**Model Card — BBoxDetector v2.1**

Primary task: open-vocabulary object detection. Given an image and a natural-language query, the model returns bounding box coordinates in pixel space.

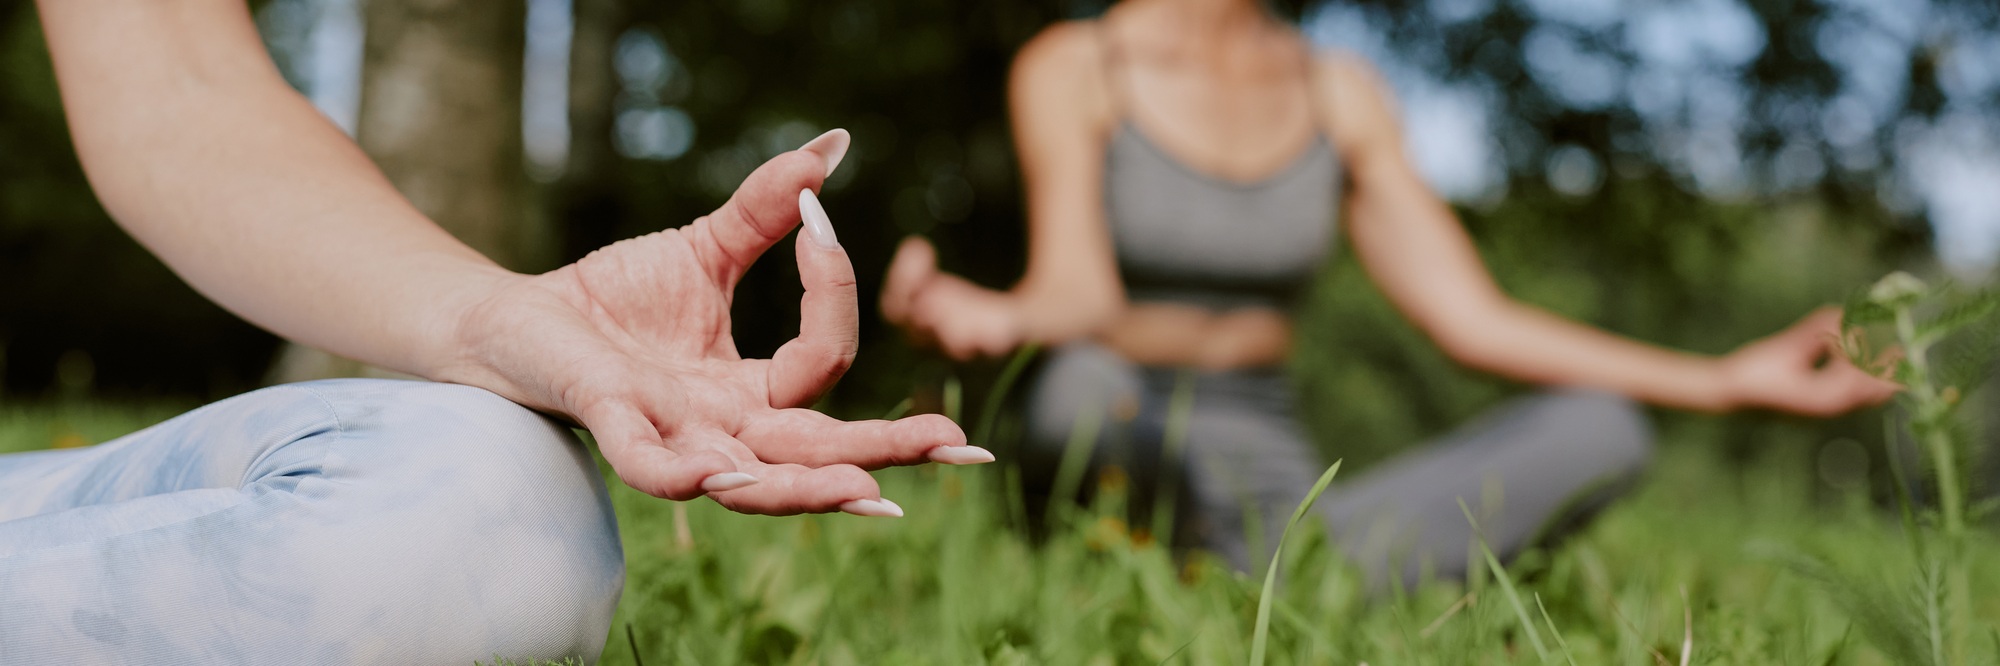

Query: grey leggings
[1022,343,1652,588]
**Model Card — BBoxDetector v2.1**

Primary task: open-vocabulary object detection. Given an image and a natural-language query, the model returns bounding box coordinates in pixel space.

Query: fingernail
[799,189,839,249]
[700,472,759,492]
[927,445,996,465]
[799,128,850,177]
[839,498,903,518]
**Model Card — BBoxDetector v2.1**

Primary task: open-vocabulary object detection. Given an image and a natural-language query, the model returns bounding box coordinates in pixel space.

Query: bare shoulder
[1308,49,1402,151]
[1013,21,1105,86]
[1010,21,1115,128]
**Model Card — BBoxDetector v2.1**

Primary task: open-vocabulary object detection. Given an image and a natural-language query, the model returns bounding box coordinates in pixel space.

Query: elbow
[1432,325,1502,371]
[1422,303,1516,373]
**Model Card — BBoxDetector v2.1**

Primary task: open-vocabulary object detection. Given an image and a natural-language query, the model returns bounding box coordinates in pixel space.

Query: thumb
[692,130,849,289]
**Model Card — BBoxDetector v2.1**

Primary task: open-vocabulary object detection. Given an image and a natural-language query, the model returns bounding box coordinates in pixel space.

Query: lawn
[7,397,1995,665]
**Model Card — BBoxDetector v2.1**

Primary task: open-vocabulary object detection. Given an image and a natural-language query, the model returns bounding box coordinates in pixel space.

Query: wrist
[1700,355,1746,413]
[419,260,530,386]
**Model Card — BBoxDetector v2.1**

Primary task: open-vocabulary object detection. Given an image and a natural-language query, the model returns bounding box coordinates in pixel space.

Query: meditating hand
[438,131,989,517]
[880,236,1030,361]
[1716,307,1900,416]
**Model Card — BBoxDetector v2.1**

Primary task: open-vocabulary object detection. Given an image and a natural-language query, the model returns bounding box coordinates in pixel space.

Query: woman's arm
[1318,54,1892,415]
[881,22,1126,359]
[38,0,976,514]
[38,0,500,379]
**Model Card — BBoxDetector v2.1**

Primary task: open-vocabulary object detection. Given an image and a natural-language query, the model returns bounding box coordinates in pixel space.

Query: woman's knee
[1023,343,1145,448]
[292,380,625,661]
[1526,388,1654,477]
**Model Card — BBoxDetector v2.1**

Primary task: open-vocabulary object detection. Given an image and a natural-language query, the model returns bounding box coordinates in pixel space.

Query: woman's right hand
[881,237,1027,361]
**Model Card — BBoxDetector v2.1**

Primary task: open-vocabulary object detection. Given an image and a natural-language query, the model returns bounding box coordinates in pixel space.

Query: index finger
[690,130,849,289]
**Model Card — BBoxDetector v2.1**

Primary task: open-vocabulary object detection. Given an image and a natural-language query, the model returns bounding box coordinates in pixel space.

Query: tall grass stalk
[1150,369,1197,546]
[1249,460,1340,666]
[971,345,1039,447]
[1459,497,1550,661]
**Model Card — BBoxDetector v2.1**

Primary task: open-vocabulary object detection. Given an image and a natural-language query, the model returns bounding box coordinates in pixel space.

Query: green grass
[9,401,1996,664]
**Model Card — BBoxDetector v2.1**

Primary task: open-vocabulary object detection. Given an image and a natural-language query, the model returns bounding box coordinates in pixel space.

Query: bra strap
[1297,41,1327,134]
[1095,21,1131,121]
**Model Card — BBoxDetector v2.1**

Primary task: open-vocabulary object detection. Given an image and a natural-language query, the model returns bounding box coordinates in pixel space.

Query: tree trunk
[554,0,626,261]
[269,0,529,383]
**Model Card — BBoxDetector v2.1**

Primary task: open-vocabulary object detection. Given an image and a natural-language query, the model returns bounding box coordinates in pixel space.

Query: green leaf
[1914,288,2000,346]
[1842,291,1897,328]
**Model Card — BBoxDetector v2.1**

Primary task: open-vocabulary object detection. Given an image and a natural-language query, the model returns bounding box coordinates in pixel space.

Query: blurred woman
[881,0,1892,585]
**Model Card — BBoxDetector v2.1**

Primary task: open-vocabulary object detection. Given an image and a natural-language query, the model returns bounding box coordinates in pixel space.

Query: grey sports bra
[1100,28,1342,311]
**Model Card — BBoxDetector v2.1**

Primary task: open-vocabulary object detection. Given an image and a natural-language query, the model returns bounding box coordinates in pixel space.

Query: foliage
[1830,272,2000,665]
[11,384,2000,664]
[590,425,1998,665]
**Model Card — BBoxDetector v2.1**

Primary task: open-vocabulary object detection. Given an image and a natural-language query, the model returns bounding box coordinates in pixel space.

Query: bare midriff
[1094,301,1291,370]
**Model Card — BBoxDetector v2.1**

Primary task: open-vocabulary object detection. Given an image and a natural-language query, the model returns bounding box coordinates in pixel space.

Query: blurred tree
[268,0,544,382]
[551,0,628,267]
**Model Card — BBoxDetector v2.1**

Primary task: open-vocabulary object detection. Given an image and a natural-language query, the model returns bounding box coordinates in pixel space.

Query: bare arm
[881,22,1125,359]
[38,0,502,378]
[1319,54,1891,415]
[38,0,975,514]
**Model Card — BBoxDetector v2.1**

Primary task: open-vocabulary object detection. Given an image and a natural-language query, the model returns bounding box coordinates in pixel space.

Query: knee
[297,380,625,661]
[1536,388,1654,476]
[1024,343,1145,449]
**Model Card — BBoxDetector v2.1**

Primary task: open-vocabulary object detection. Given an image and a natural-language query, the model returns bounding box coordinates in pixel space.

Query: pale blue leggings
[0,380,624,664]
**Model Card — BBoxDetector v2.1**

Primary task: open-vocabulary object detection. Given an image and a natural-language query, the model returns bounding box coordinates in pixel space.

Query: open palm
[443,133,982,516]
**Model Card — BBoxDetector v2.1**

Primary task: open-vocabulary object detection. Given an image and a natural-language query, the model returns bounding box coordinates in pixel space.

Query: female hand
[1719,308,1900,416]
[880,236,1026,361]
[439,132,991,517]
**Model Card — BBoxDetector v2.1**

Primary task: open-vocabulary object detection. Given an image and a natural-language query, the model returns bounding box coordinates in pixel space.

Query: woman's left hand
[1718,307,1900,416]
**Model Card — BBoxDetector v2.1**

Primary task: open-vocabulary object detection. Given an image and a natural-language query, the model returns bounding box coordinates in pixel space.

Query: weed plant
[1832,272,2000,666]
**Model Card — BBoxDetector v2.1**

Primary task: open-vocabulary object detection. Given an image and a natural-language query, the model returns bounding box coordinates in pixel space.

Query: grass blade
[1045,404,1105,525]
[1150,369,1198,545]
[1536,592,1580,666]
[880,397,914,421]
[1459,497,1550,662]
[972,344,1039,447]
[942,375,963,424]
[1680,585,1693,666]
[1249,460,1341,666]
[625,622,645,666]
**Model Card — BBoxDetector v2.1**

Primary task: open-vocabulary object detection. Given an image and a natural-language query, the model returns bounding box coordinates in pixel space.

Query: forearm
[1441,301,1732,411]
[38,0,513,378]
[1007,278,1121,345]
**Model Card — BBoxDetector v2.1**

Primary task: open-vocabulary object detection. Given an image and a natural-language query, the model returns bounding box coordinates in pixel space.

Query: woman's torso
[1089,16,1343,369]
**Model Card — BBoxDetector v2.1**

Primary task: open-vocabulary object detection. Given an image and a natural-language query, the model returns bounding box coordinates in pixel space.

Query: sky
[267,0,2000,273]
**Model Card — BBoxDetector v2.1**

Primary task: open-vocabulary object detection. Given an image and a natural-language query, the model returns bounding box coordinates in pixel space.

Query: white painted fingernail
[799,189,839,249]
[839,498,903,517]
[928,445,996,465]
[700,472,759,492]
[799,128,850,177]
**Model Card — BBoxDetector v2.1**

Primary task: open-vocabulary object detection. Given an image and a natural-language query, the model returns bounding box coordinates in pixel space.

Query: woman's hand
[1718,308,1900,416]
[880,237,1027,361]
[438,133,990,517]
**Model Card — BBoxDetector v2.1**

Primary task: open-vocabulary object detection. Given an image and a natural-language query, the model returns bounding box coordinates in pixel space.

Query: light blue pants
[0,380,624,664]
